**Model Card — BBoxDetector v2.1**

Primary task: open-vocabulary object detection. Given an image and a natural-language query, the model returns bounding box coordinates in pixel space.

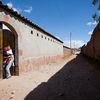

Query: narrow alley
[25,54,100,100]
[0,1,100,100]
[0,54,100,100]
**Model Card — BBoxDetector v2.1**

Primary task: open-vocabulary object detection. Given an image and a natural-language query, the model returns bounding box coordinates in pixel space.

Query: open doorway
[3,29,15,77]
[0,22,19,79]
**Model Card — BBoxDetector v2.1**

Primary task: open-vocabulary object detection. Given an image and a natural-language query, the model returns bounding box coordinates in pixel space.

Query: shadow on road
[24,54,100,100]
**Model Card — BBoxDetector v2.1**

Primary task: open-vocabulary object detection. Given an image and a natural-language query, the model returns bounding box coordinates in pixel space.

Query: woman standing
[3,45,14,78]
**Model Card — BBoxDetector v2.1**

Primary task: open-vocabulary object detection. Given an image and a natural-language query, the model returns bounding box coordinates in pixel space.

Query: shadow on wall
[24,54,100,100]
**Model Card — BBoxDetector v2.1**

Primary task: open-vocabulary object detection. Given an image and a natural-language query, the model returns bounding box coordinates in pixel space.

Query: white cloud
[64,40,86,48]
[7,2,13,8]
[56,36,61,39]
[7,2,20,13]
[24,6,32,13]
[88,30,93,35]
[86,21,97,26]
[7,2,32,14]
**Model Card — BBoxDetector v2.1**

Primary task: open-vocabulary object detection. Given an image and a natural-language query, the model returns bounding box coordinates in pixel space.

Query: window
[37,33,39,36]
[31,30,33,34]
[41,35,43,38]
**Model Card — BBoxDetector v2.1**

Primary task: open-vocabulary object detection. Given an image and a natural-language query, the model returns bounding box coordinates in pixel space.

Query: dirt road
[0,55,75,100]
[0,54,100,100]
[25,54,100,100]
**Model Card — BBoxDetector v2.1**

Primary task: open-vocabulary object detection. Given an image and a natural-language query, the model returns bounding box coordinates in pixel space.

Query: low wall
[63,46,72,57]
[19,55,63,74]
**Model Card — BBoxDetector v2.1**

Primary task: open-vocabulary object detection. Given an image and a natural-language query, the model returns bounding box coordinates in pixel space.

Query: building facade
[0,2,63,79]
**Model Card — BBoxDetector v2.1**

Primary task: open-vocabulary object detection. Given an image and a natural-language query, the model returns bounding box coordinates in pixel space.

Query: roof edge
[0,1,63,43]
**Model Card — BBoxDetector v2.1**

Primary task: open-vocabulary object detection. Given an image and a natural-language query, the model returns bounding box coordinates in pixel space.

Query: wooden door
[0,23,3,79]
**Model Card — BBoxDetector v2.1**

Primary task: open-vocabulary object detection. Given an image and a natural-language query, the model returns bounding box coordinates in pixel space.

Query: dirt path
[24,54,100,100]
[0,55,75,100]
[1,54,100,100]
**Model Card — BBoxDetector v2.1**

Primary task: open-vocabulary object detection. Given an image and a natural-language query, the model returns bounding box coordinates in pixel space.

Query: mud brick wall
[63,46,72,57]
[81,22,100,61]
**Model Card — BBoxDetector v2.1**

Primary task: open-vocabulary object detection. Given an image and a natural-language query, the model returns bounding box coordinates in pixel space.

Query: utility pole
[74,41,75,54]
[70,32,72,54]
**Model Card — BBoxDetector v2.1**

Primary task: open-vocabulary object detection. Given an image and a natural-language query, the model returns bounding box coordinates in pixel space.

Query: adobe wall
[0,8,63,74]
[63,46,72,57]
[81,22,100,61]
[85,41,94,58]
[93,23,100,59]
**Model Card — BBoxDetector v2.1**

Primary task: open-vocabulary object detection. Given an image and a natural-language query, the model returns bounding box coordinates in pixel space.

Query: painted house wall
[18,22,63,73]
[0,9,63,74]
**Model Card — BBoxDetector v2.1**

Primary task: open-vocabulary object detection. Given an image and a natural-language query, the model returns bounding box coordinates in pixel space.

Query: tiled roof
[0,1,63,43]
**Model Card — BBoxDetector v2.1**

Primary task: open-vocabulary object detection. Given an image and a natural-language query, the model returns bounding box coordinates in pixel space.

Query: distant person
[3,45,14,78]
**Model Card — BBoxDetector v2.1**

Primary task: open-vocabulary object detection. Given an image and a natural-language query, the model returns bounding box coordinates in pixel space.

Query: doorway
[0,22,19,79]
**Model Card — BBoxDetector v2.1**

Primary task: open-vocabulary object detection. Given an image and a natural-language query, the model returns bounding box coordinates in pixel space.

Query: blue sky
[2,0,97,48]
